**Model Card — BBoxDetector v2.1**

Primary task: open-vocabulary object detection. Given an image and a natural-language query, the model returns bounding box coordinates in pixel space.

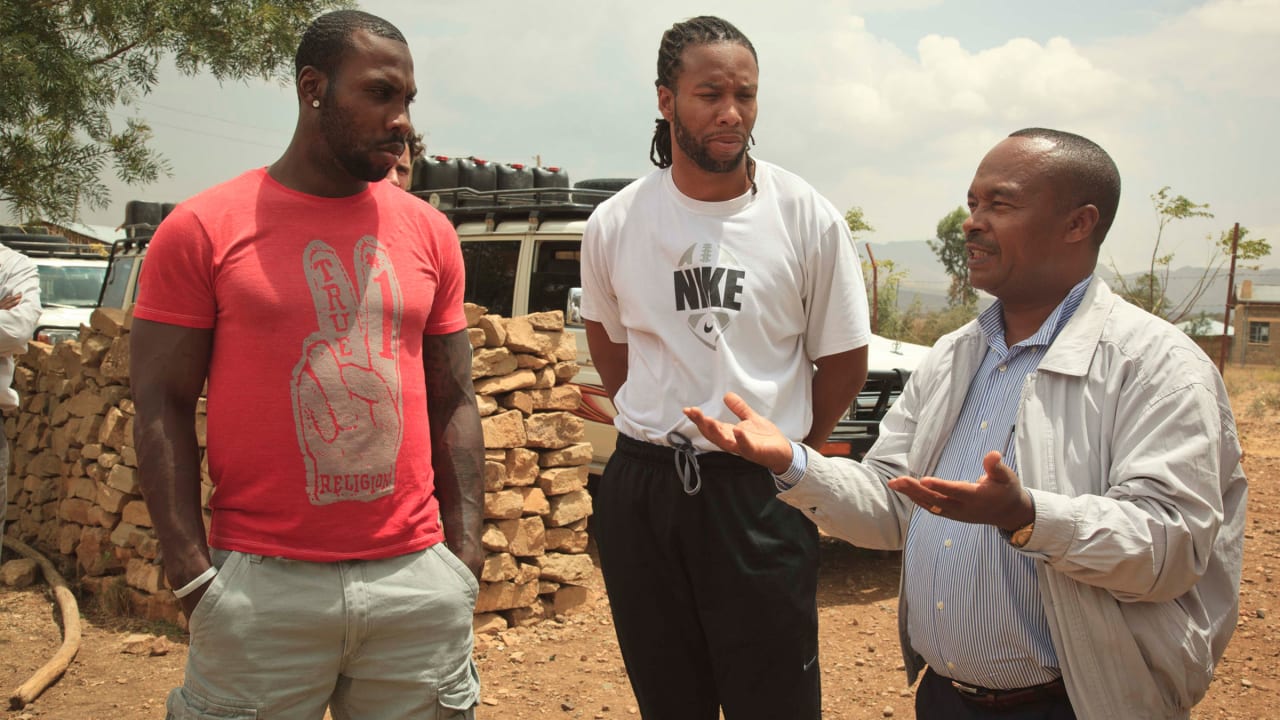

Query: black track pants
[594,434,821,720]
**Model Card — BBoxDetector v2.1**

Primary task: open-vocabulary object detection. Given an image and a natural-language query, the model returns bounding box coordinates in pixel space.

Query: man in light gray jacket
[0,243,41,557]
[686,128,1246,720]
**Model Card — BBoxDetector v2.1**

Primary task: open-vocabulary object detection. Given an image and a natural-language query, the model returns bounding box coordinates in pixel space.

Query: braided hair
[650,16,758,172]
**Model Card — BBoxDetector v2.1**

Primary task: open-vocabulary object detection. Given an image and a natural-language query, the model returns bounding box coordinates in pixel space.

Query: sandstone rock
[520,487,550,516]
[121,500,152,528]
[481,552,519,583]
[481,521,515,553]
[80,334,113,368]
[483,461,507,492]
[499,391,533,416]
[538,466,590,497]
[507,600,549,627]
[481,410,526,449]
[77,526,122,576]
[536,553,596,584]
[538,443,593,468]
[478,315,507,347]
[553,331,578,362]
[504,318,553,355]
[467,327,486,348]
[545,528,590,554]
[503,448,540,487]
[90,307,127,337]
[99,336,132,380]
[472,347,518,379]
[552,361,580,382]
[97,481,133,514]
[110,521,138,549]
[463,303,487,327]
[546,489,593,527]
[510,517,546,557]
[125,557,165,594]
[514,354,550,370]
[475,580,539,613]
[473,612,508,636]
[105,463,139,495]
[1,558,38,588]
[476,394,498,416]
[528,386,582,412]
[531,366,556,390]
[58,524,81,555]
[121,632,175,656]
[483,489,524,520]
[98,406,130,449]
[553,584,591,615]
[525,311,565,331]
[474,369,537,396]
[59,498,93,525]
[524,412,584,450]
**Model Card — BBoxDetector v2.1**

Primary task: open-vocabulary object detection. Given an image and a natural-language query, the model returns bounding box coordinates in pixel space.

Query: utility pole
[865,243,879,334]
[1217,222,1241,373]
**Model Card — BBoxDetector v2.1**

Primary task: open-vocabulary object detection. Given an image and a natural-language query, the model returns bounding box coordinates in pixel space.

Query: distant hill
[862,239,1279,318]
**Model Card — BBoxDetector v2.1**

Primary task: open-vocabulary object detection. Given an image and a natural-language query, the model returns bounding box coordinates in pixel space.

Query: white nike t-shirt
[580,160,871,452]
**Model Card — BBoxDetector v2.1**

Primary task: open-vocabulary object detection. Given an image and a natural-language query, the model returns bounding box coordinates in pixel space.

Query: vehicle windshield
[37,265,107,308]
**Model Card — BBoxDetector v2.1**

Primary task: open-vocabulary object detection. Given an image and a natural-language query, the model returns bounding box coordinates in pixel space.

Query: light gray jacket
[0,246,41,410]
[780,278,1246,720]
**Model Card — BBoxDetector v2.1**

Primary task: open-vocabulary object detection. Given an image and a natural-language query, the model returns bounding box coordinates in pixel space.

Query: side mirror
[566,287,583,325]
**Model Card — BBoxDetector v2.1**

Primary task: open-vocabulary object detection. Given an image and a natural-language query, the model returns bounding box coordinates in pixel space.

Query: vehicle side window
[99,256,138,310]
[461,240,520,317]
[528,240,581,315]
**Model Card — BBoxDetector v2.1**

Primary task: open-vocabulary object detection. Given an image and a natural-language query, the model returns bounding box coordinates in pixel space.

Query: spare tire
[573,178,634,206]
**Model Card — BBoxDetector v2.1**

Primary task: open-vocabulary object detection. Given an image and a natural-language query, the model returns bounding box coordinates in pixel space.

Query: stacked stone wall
[2,305,594,634]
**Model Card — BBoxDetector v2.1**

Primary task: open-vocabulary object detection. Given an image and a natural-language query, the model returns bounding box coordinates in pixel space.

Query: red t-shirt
[133,168,467,561]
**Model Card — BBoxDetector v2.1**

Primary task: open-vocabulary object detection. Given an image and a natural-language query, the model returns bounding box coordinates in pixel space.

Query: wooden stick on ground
[2,536,83,710]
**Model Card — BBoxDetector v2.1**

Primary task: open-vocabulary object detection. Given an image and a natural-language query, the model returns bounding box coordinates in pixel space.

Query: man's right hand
[684,392,794,474]
[0,293,21,310]
[171,563,215,619]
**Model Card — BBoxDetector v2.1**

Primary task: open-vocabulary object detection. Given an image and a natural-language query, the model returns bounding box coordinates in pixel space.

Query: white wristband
[173,566,218,599]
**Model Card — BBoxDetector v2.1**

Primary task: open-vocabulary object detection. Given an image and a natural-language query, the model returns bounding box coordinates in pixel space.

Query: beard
[318,93,403,183]
[672,103,748,174]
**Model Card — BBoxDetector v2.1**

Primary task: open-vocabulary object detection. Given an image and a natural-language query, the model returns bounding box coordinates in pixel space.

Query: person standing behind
[131,10,484,719]
[0,245,40,559]
[387,128,424,190]
[580,15,871,720]
[686,128,1247,719]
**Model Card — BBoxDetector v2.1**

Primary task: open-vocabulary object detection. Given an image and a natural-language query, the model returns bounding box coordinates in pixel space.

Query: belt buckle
[950,680,984,697]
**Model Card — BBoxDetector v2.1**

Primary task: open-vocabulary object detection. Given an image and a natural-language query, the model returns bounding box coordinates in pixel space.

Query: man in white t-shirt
[580,15,871,720]
[0,244,40,559]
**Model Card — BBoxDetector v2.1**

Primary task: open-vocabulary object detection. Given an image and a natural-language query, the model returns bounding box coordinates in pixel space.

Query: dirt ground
[3,365,1279,720]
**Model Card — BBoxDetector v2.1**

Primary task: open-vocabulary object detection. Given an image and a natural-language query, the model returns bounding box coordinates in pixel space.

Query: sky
[40,0,1280,273]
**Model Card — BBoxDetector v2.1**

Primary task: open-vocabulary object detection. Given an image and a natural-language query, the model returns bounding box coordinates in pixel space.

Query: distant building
[39,220,124,247]
[1232,280,1280,365]
[1176,316,1233,360]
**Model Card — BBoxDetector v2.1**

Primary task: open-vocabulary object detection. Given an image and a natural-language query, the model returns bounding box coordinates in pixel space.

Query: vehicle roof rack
[412,186,616,225]
[0,234,109,258]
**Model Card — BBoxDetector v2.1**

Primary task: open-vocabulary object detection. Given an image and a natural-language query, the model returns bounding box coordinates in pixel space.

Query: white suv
[0,234,108,345]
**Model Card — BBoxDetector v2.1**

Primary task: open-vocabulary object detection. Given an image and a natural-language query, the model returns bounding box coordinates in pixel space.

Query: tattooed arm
[424,329,486,579]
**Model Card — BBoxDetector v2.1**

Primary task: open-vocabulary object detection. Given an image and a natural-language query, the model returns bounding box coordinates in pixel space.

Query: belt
[948,675,1068,711]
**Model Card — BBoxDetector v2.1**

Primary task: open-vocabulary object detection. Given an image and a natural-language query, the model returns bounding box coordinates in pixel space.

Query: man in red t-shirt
[131,10,484,719]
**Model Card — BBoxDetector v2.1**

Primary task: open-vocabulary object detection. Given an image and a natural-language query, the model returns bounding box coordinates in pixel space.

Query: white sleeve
[0,256,42,354]
[804,208,871,361]
[579,211,626,344]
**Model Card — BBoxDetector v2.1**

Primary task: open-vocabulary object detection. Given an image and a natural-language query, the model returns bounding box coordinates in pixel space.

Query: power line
[137,100,289,136]
[106,111,280,150]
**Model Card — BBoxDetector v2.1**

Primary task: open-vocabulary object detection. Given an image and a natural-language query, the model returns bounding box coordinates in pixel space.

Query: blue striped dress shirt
[901,275,1092,690]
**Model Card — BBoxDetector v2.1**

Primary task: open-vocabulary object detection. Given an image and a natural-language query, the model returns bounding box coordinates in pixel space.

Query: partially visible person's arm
[584,320,628,401]
[0,258,41,352]
[425,329,486,580]
[804,345,868,447]
[130,319,213,617]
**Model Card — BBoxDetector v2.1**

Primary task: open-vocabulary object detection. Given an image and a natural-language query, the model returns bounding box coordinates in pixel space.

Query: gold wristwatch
[1008,521,1035,548]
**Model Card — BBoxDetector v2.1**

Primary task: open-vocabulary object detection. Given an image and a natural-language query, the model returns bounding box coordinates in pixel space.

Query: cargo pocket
[165,686,258,719]
[435,659,481,719]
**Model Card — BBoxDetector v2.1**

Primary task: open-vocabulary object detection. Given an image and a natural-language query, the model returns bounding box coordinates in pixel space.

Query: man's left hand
[0,293,21,310]
[887,450,1035,531]
[452,541,484,582]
